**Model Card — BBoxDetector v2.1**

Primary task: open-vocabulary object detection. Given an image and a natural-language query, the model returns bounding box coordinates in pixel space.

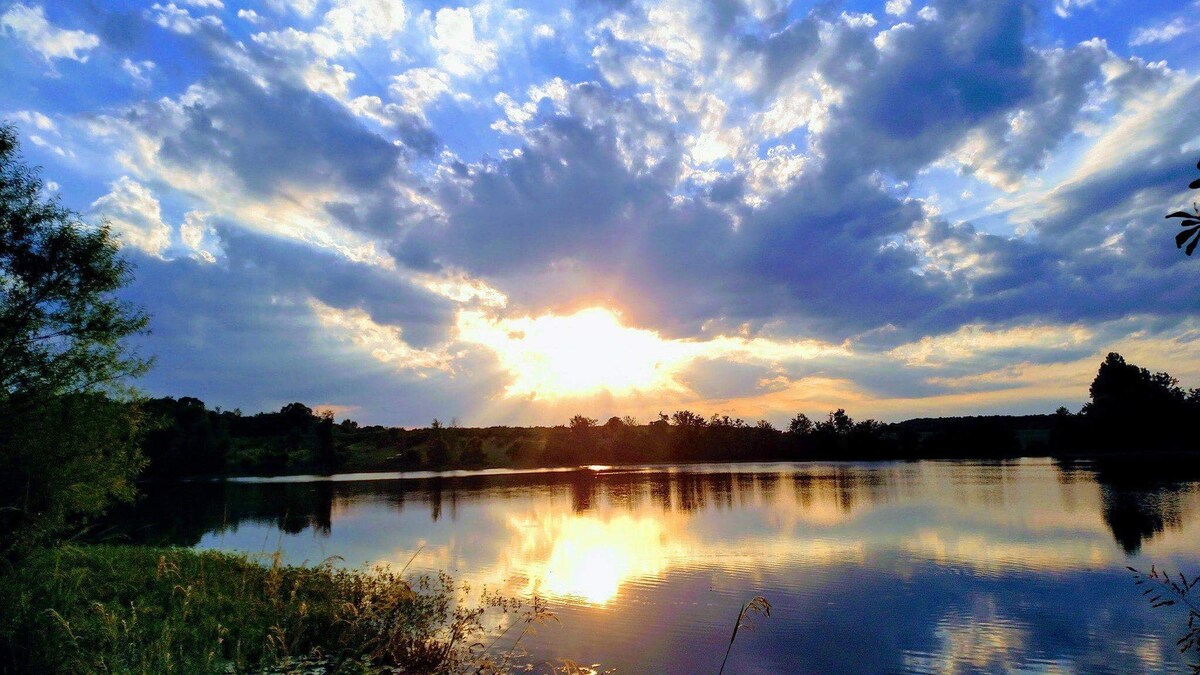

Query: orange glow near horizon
[457,307,695,400]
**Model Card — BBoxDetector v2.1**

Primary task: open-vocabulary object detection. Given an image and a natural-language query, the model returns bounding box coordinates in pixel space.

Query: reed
[718,595,771,675]
[1130,564,1200,673]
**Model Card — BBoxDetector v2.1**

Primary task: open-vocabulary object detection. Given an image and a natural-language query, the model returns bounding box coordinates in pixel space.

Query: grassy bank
[0,545,558,674]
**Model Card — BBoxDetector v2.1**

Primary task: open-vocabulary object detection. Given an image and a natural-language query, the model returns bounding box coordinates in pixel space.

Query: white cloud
[885,0,911,16]
[1130,17,1193,46]
[888,323,1095,367]
[431,7,496,76]
[303,60,355,100]
[181,0,223,8]
[0,4,99,62]
[1053,0,1098,19]
[389,67,452,117]
[178,211,222,263]
[253,0,407,58]
[89,177,173,258]
[264,0,318,17]
[236,8,264,24]
[319,0,408,53]
[149,3,222,34]
[840,11,877,29]
[8,109,55,131]
[121,58,156,88]
[310,299,453,373]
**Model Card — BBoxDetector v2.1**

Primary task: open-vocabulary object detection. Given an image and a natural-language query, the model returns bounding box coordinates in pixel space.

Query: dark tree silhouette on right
[1168,159,1200,255]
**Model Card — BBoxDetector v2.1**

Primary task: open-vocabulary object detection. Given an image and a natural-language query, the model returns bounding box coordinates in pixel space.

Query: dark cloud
[121,227,481,423]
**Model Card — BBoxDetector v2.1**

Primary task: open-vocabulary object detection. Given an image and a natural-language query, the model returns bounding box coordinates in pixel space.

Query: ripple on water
[125,460,1200,673]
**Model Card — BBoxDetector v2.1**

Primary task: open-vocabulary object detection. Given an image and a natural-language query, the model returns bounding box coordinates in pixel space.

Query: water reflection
[108,460,1200,673]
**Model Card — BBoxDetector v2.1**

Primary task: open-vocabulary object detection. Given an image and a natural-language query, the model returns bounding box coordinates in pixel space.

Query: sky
[2,0,1199,427]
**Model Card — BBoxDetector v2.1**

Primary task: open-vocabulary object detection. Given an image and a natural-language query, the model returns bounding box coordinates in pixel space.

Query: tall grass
[1130,564,1200,674]
[718,595,771,675]
[0,545,577,674]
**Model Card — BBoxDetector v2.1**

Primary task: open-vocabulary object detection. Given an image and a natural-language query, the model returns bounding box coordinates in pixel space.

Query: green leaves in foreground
[1169,159,1200,256]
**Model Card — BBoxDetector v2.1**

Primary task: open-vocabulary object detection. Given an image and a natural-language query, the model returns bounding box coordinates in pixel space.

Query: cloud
[1053,0,1098,19]
[389,67,453,118]
[1,4,99,62]
[1129,17,1194,47]
[309,298,453,373]
[236,8,264,24]
[317,0,408,54]
[148,2,222,35]
[9,0,1200,424]
[431,7,497,76]
[121,57,155,87]
[178,211,222,263]
[8,110,55,131]
[88,177,173,258]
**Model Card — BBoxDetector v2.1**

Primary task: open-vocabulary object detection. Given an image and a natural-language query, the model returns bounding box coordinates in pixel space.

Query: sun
[458,307,693,399]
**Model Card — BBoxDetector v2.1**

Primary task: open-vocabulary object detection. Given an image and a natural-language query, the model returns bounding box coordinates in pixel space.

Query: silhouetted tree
[1079,352,1194,451]
[788,413,813,436]
[316,409,336,467]
[569,415,597,430]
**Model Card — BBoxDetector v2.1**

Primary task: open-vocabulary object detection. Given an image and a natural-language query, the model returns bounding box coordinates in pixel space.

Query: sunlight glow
[456,306,851,402]
[457,307,694,399]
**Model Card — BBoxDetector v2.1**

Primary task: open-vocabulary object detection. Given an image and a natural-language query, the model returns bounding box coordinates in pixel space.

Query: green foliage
[0,545,559,674]
[0,123,150,553]
[141,398,353,476]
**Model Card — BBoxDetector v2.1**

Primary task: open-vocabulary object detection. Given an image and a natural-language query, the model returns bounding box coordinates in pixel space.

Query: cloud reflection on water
[115,459,1200,672]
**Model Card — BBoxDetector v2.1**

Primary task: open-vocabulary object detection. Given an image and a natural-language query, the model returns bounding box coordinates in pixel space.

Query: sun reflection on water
[505,511,689,605]
[166,459,1200,672]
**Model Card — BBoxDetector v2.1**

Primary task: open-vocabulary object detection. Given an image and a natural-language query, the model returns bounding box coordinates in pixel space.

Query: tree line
[3,114,1200,556]
[130,349,1200,478]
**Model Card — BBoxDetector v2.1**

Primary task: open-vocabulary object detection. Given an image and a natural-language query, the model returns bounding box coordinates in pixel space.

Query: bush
[0,545,557,674]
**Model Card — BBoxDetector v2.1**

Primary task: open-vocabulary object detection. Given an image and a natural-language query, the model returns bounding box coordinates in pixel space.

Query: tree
[788,413,813,435]
[1080,352,1192,450]
[0,123,150,553]
[568,415,597,430]
[816,409,853,435]
[1168,159,1200,255]
[316,409,336,466]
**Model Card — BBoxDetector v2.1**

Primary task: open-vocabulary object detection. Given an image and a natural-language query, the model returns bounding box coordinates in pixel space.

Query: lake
[120,459,1200,673]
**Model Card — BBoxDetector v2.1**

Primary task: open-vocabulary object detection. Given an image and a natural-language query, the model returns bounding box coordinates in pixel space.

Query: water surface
[125,459,1200,673]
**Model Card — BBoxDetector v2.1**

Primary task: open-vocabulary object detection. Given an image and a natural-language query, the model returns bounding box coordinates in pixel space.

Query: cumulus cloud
[1,4,99,62]
[430,7,497,76]
[389,67,453,117]
[236,8,264,24]
[9,0,1200,423]
[88,177,174,258]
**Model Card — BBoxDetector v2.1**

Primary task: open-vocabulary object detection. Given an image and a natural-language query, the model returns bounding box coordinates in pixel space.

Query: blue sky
[2,0,1199,426]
